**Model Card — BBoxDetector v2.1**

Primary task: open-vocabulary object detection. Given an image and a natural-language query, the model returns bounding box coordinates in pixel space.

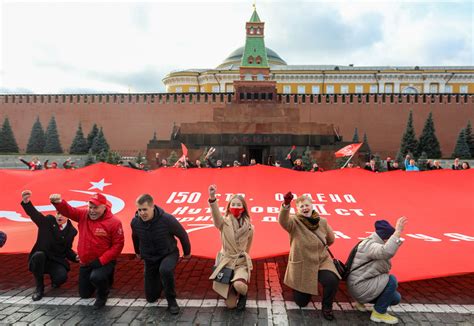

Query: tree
[26,117,45,153]
[69,123,89,154]
[452,128,471,159]
[364,132,371,154]
[106,151,122,165]
[465,120,474,157]
[373,154,384,172]
[302,146,315,170]
[85,149,96,166]
[417,112,441,158]
[43,116,63,153]
[90,127,109,154]
[167,151,178,166]
[86,124,99,150]
[417,151,428,171]
[352,127,359,143]
[0,117,19,153]
[398,110,418,158]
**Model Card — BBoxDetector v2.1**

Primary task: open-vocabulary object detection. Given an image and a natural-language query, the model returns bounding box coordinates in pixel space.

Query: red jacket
[53,200,124,266]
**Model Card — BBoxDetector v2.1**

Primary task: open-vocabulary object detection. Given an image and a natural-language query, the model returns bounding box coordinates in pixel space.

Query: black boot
[167,298,180,315]
[322,308,335,321]
[93,296,107,309]
[32,287,44,301]
[236,295,247,311]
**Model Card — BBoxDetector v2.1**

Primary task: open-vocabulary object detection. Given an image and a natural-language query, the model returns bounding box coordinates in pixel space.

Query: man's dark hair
[136,194,154,206]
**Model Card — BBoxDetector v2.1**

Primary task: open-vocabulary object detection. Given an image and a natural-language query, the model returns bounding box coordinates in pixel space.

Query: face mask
[229,207,244,218]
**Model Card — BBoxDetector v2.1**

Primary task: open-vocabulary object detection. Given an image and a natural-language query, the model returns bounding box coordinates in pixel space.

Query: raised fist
[49,194,62,204]
[21,190,32,204]
[208,184,217,199]
[283,191,293,206]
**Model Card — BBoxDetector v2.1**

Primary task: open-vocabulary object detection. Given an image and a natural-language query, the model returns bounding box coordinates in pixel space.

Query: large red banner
[1,163,473,282]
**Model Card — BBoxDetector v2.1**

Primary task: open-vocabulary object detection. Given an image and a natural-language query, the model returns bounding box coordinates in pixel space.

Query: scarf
[297,210,320,231]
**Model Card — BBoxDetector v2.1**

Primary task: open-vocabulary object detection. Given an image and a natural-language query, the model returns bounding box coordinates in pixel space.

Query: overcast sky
[0,0,472,94]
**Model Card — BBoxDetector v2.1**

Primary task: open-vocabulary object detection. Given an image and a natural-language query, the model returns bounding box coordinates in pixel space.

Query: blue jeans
[373,275,401,314]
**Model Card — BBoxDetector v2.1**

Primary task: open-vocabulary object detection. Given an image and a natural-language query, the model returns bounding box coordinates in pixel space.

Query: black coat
[131,205,191,262]
[21,201,78,271]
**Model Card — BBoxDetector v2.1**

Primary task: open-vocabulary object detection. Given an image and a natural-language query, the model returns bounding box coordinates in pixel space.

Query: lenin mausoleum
[0,8,473,168]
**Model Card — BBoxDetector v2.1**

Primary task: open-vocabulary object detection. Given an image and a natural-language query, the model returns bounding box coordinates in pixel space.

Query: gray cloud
[130,3,151,32]
[0,87,34,94]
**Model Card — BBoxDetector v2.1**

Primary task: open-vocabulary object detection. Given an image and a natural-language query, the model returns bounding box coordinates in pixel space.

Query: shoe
[370,310,399,324]
[32,291,44,301]
[93,297,107,310]
[322,309,335,321]
[236,295,247,311]
[354,302,372,312]
[167,298,180,315]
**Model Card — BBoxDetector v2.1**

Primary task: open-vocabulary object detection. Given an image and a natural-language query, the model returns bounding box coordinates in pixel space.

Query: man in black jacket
[21,190,78,301]
[131,194,191,314]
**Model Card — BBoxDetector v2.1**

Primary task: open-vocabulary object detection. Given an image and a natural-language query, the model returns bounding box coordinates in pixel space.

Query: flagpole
[341,153,355,168]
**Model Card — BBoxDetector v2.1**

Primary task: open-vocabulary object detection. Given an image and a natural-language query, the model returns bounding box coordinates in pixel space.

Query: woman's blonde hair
[295,195,312,206]
[225,194,251,221]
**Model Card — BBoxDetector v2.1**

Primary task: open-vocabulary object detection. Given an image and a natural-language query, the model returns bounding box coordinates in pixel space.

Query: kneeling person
[131,194,191,314]
[21,190,78,301]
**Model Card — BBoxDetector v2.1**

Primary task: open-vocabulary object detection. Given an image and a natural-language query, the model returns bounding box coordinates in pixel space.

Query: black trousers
[293,270,339,310]
[144,251,179,303]
[79,260,116,299]
[29,251,68,291]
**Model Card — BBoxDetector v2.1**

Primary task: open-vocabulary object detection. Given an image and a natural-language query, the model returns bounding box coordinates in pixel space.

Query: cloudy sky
[0,0,472,94]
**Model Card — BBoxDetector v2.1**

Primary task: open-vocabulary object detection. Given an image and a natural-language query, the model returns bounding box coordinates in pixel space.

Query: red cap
[89,193,108,207]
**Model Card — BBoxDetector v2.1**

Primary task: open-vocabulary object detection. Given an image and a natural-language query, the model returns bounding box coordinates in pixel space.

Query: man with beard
[50,192,124,309]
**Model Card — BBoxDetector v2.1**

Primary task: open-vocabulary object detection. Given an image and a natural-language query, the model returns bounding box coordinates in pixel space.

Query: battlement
[1,92,474,106]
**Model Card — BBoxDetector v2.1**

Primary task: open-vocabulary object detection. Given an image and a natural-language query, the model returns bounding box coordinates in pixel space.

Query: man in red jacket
[50,192,124,309]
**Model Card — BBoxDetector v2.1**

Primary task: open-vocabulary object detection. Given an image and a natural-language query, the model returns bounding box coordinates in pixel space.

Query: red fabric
[181,143,188,157]
[53,199,124,265]
[0,163,473,282]
[335,143,363,157]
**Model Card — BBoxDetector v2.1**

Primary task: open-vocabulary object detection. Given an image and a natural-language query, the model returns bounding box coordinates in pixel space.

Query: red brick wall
[1,94,473,157]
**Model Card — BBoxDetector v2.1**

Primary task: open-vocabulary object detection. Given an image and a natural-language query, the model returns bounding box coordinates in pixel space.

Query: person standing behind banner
[347,217,407,325]
[208,185,254,311]
[131,194,191,315]
[0,231,6,248]
[21,190,78,301]
[278,192,340,321]
[50,192,124,309]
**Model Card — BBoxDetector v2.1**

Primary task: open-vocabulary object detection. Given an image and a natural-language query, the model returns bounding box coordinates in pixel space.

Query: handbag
[212,265,234,284]
[313,232,347,277]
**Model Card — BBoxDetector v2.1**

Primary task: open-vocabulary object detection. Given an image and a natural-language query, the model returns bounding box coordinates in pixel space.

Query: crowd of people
[0,187,409,324]
[18,157,77,170]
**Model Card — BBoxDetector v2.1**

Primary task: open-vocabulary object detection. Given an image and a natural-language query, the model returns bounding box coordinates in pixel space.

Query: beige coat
[279,205,340,295]
[208,201,254,298]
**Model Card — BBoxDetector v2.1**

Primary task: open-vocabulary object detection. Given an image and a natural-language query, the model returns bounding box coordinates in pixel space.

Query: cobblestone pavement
[0,254,472,325]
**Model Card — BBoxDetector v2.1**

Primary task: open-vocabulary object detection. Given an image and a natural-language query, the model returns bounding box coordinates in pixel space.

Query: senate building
[0,8,473,168]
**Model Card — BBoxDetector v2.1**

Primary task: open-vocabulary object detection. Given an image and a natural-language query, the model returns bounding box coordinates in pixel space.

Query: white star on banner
[88,178,112,191]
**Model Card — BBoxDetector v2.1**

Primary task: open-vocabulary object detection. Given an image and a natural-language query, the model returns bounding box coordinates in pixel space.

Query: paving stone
[2,312,27,324]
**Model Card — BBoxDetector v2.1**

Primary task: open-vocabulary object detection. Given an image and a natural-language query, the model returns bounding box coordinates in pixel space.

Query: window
[429,84,438,93]
[248,56,254,64]
[370,84,378,93]
[189,86,197,92]
[226,85,234,92]
[340,85,349,94]
[460,85,468,93]
[385,84,393,93]
[250,27,254,34]
[175,87,182,93]
[200,87,205,93]
[311,85,320,94]
[212,85,220,92]
[283,85,291,94]
[402,86,418,94]
[244,74,252,81]
[355,85,363,93]
[445,85,453,93]
[257,73,264,81]
[256,28,261,34]
[256,56,261,64]
[326,85,334,94]
[297,85,306,94]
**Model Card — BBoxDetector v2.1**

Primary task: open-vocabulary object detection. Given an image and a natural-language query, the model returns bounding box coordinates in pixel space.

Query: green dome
[217,46,287,68]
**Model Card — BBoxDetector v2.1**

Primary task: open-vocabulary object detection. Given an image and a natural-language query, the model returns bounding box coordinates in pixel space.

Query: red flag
[173,143,189,168]
[335,143,363,157]
[181,143,188,157]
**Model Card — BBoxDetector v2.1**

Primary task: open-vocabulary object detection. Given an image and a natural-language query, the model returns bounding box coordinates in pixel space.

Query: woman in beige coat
[279,192,340,321]
[208,185,254,310]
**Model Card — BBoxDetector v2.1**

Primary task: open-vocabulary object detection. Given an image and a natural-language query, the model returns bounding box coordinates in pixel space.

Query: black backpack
[341,240,372,280]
